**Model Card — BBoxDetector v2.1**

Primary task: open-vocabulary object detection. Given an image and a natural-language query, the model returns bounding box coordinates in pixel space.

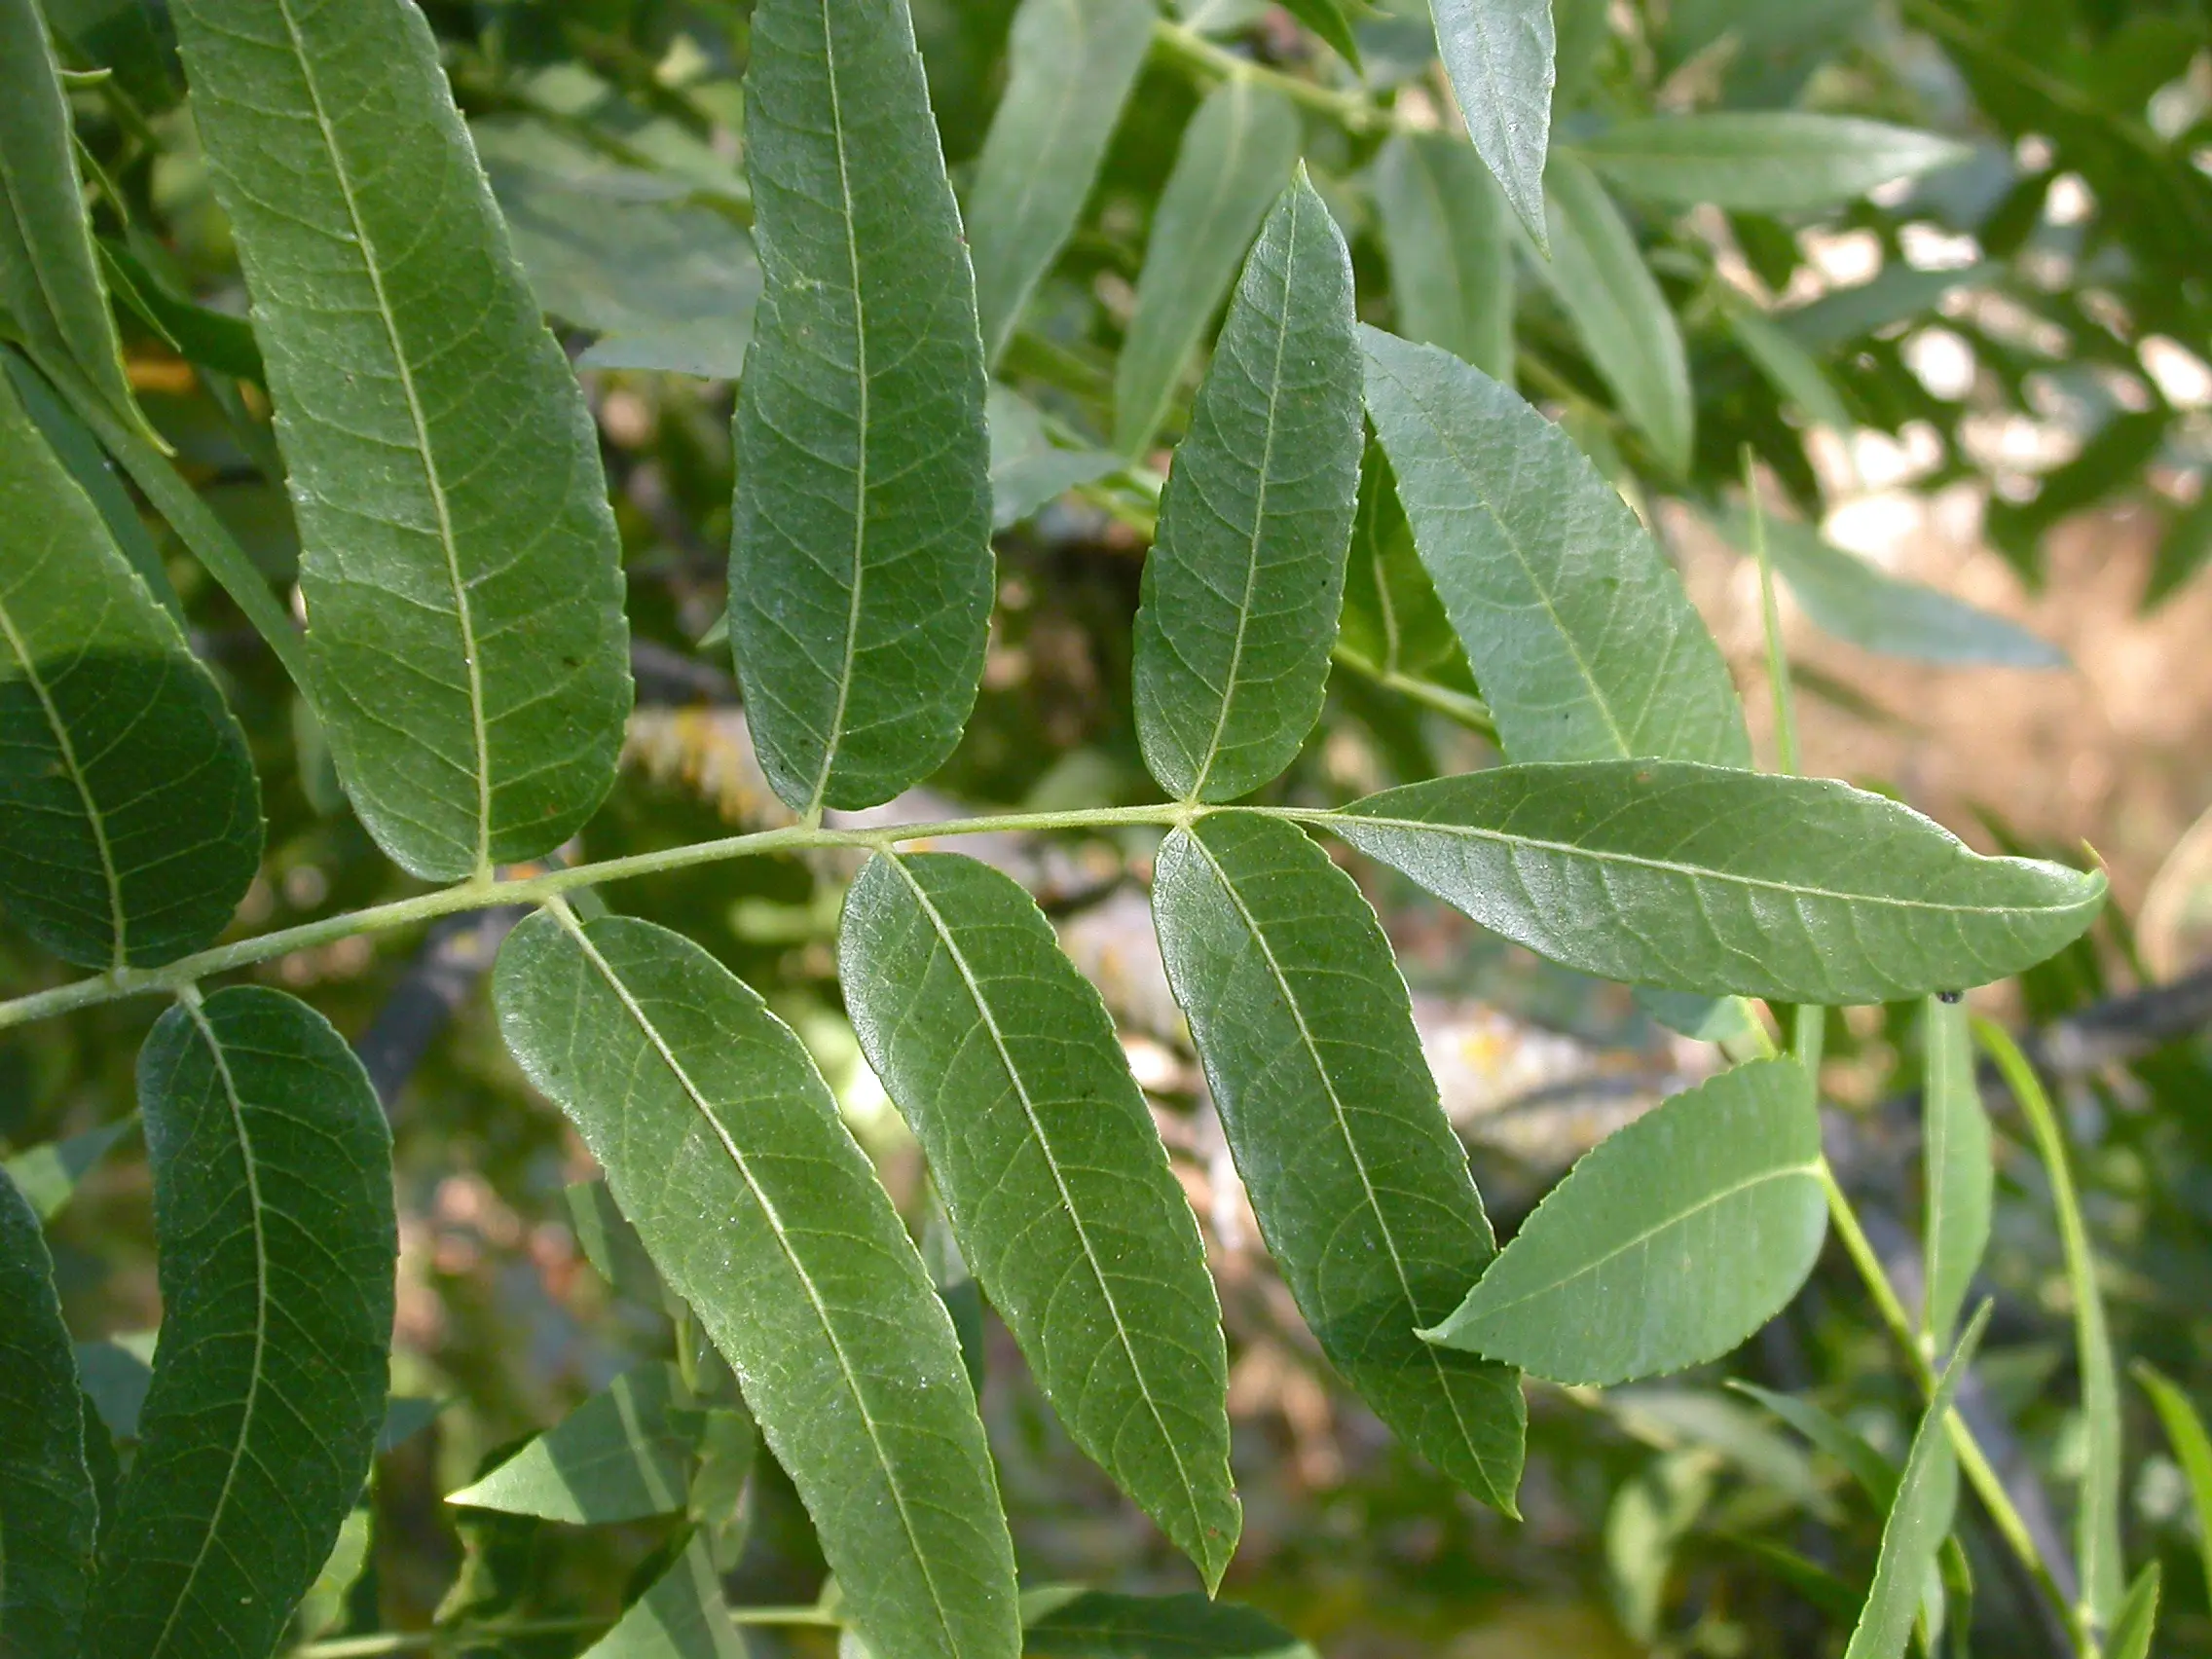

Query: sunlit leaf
[1920,995,1990,1352]
[2,1116,133,1222]
[2134,1361,2212,1608]
[2107,1563,2161,1659]
[1429,0,1555,250]
[580,1535,747,1659]
[449,1363,699,1525]
[1575,115,1971,210]
[1373,130,1515,382]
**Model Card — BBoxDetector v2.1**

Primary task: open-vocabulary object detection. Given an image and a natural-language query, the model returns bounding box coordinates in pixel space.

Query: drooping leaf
[1327,761,2106,1003]
[1372,130,1515,382]
[1133,169,1362,803]
[1152,813,1526,1512]
[0,1166,98,1657]
[1536,156,1692,474]
[1359,326,1749,766]
[987,384,1119,530]
[2134,1361,2212,1606]
[580,1535,747,1659]
[493,909,1019,1659]
[840,852,1239,1586]
[1114,79,1301,456]
[1428,0,1555,250]
[448,1363,699,1525]
[96,239,267,386]
[0,367,261,970]
[730,0,995,817]
[1575,115,1971,210]
[1920,995,1990,1352]
[170,0,633,882]
[966,0,1155,366]
[86,987,396,1659]
[2,1116,133,1222]
[2106,1563,2161,1659]
[1423,1059,1824,1384]
[1779,263,1993,351]
[1024,1590,1316,1657]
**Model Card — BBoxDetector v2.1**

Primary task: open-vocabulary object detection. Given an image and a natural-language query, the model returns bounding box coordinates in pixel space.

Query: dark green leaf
[448,1363,698,1524]
[171,0,633,881]
[2107,1563,2160,1659]
[2147,488,2212,608]
[2134,1361,2212,1607]
[2,1116,132,1222]
[1114,79,1301,456]
[1134,169,1362,803]
[76,1337,152,1444]
[1729,1382,1898,1506]
[0,367,261,970]
[0,1166,98,1657]
[1152,813,1525,1512]
[1360,326,1749,766]
[86,986,396,1659]
[1429,0,1555,250]
[494,909,1019,1659]
[96,240,266,385]
[1337,439,1458,681]
[1779,264,1992,351]
[840,852,1238,1585]
[566,1176,669,1306]
[966,0,1155,365]
[730,0,994,816]
[583,1535,747,1659]
[1328,761,2106,1002]
[1920,995,1990,1352]
[1423,1059,1824,1384]
[1575,115,1970,210]
[987,384,1119,530]
[1373,130,1515,381]
[1724,304,1853,435]
[1024,1590,1316,1657]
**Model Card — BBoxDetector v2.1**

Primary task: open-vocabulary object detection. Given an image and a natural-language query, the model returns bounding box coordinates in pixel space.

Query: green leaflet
[1373,130,1515,382]
[1276,0,1360,66]
[493,910,1019,1659]
[1428,0,1555,250]
[1423,1059,1825,1384]
[581,1536,747,1659]
[1152,813,1526,1512]
[567,1176,672,1307]
[2,1116,134,1222]
[2134,1361,2212,1606]
[86,987,396,1659]
[171,0,632,882]
[1575,114,1971,211]
[2107,1564,2161,1659]
[1724,305,1853,435]
[0,368,261,971]
[1133,170,1362,803]
[1114,79,1301,456]
[987,384,1119,530]
[1359,327,1749,767]
[731,0,994,816]
[839,853,1239,1586]
[448,1363,698,1524]
[1536,156,1693,476]
[966,0,1155,366]
[1024,1590,1316,1657]
[1327,761,2106,1004]
[1919,996,1990,1352]
[0,1166,98,1657]
[1728,1382,1898,1507]
[1337,440,1458,680]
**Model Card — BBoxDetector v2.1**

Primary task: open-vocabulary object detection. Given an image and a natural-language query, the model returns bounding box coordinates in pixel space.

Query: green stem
[1744,454,1799,777]
[1331,647,1500,743]
[1149,17,1395,132]
[725,1605,845,1627]
[291,1617,608,1657]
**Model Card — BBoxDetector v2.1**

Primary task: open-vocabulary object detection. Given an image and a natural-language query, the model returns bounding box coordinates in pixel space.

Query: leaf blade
[1920,995,1991,1352]
[1429,0,1555,250]
[1373,130,1515,382]
[581,1535,748,1659]
[2133,1361,2212,1608]
[448,1363,697,1525]
[1575,115,1971,212]
[1024,1590,1316,1657]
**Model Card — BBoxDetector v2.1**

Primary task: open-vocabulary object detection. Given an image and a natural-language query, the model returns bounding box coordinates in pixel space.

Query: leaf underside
[1428,0,1556,250]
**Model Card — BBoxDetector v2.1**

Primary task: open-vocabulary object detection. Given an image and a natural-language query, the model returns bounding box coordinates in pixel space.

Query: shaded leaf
[2134,1361,2212,1608]
[1373,129,1515,381]
[987,384,1119,530]
[1725,305,1854,435]
[1632,986,1759,1045]
[1153,813,1526,1512]
[1780,264,1993,351]
[1024,1590,1316,1657]
[1337,439,1458,680]
[2147,487,2212,608]
[449,1363,698,1525]
[96,240,266,385]
[1277,0,1361,64]
[567,1176,669,1306]
[1920,995,1990,1352]
[1729,1382,1898,1506]
[1429,0,1555,249]
[1575,115,1970,210]
[2,1115,133,1222]
[581,1535,748,1659]
[76,1337,152,1444]
[2107,1563,2160,1659]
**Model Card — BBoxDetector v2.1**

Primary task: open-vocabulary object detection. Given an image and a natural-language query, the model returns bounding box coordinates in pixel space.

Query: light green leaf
[967,0,1155,366]
[582,1535,748,1659]
[566,1176,670,1306]
[1575,115,1971,211]
[1373,130,1515,382]
[0,368,261,970]
[292,1507,372,1643]
[1134,169,1361,803]
[1920,995,1990,1353]
[0,1166,98,1657]
[86,987,396,1659]
[171,0,633,882]
[730,0,995,816]
[3,1116,133,1222]
[1725,305,1854,435]
[1278,0,1361,64]
[1337,439,1459,680]
[1359,326,1749,767]
[2107,1563,2160,1659]
[1728,1382,1898,1505]
[76,1336,152,1443]
[1327,761,2106,1003]
[1114,79,1301,456]
[1633,986,1760,1045]
[1429,0,1555,250]
[987,385,1119,530]
[2134,1361,2212,1608]
[1537,156,1692,475]
[1843,1304,1988,1659]
[448,1363,698,1524]
[1024,1590,1316,1657]
[1779,263,1992,351]
[1423,1058,1824,1384]
[493,909,1019,1659]
[840,852,1238,1586]
[1152,813,1526,1512]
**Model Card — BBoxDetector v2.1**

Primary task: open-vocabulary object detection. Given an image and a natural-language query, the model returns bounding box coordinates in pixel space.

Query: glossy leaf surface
[1920,996,1990,1351]
[840,852,1238,1585]
[494,910,1019,1659]
[1153,813,1525,1512]
[1373,130,1515,381]
[171,0,632,881]
[87,987,396,1659]
[731,0,994,815]
[1423,1059,1824,1384]
[1576,115,1971,211]
[1429,0,1555,249]
[1024,1590,1316,1657]
[449,1363,697,1524]
[1134,171,1362,803]
[582,1536,747,1659]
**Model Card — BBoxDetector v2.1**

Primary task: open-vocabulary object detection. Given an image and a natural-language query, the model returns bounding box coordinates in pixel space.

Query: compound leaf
[1373,130,1515,381]
[448,1363,698,1525]
[1920,995,1990,1352]
[1429,0,1555,250]
[1576,115,1971,212]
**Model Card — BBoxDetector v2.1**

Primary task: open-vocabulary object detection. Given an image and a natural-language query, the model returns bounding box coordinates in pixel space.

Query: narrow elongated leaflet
[1919,996,1990,1351]
[1134,170,1362,803]
[1730,1382,1898,1506]
[1360,327,1748,766]
[1329,761,2106,1003]
[1338,442,1457,680]
[1537,157,1693,475]
[494,911,1019,1659]
[0,370,260,970]
[170,0,632,881]
[1373,131,1515,381]
[1115,79,1301,456]
[86,987,395,1659]
[0,1167,98,1656]
[3,1117,134,1222]
[2134,1361,2212,1604]
[582,1535,747,1659]
[448,1363,697,1524]
[967,0,1155,365]
[1428,0,1555,250]
[1276,0,1361,66]
[1575,115,1971,212]
[1424,1059,1824,1383]
[1725,305,1855,435]
[2107,1565,2161,1659]
[1024,1590,1316,1657]
[731,0,994,815]
[1153,813,1526,1512]
[840,853,1239,1585]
